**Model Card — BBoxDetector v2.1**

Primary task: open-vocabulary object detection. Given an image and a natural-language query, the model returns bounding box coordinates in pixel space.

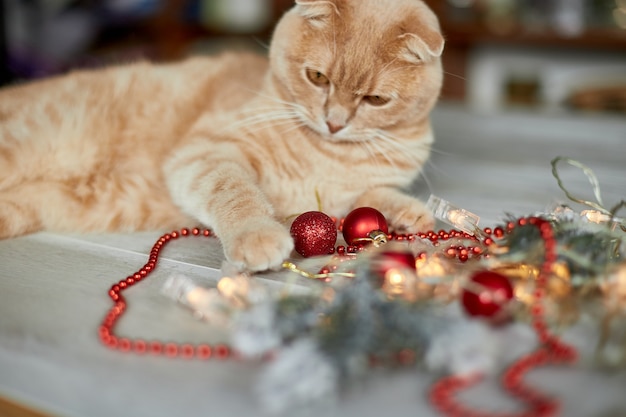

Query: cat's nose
[326,121,345,134]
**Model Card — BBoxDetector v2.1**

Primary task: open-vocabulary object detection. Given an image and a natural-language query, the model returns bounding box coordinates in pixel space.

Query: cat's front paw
[387,199,435,233]
[354,189,435,235]
[222,218,294,272]
[377,198,435,234]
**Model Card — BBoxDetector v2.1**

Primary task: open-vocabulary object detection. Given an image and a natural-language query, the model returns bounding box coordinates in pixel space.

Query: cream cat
[0,0,444,271]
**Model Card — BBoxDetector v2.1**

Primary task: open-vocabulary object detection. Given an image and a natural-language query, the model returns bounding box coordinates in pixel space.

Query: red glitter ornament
[342,207,389,246]
[290,211,338,257]
[461,270,514,320]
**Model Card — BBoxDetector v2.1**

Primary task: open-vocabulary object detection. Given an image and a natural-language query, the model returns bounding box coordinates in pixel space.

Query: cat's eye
[363,95,390,106]
[306,69,330,87]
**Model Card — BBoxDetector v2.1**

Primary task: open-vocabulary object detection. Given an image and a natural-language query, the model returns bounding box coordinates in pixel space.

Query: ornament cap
[351,230,388,247]
[369,230,389,247]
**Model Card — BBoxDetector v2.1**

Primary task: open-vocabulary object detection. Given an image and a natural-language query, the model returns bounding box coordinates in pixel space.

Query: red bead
[165,343,179,357]
[290,211,338,258]
[149,341,163,355]
[197,345,212,359]
[105,336,118,348]
[118,338,132,351]
[192,228,200,236]
[342,207,388,245]
[181,344,195,359]
[396,349,416,366]
[181,228,189,236]
[461,271,514,320]
[133,340,147,354]
[216,345,230,359]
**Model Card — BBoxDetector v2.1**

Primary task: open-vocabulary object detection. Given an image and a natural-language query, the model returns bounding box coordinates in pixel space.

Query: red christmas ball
[372,249,417,284]
[342,207,389,246]
[290,211,337,258]
[462,271,514,320]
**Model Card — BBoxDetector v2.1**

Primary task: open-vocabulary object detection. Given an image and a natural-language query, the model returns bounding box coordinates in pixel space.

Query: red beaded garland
[99,215,577,417]
[99,229,231,361]
[430,217,577,417]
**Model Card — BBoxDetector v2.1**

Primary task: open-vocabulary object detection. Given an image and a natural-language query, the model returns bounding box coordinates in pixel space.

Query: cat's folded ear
[295,0,339,26]
[398,20,445,64]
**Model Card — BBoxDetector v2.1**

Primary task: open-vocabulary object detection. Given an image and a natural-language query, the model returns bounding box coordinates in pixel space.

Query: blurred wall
[423,0,626,114]
[1,0,625,115]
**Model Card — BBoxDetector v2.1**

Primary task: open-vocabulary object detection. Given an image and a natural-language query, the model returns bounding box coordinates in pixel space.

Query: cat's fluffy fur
[0,0,444,271]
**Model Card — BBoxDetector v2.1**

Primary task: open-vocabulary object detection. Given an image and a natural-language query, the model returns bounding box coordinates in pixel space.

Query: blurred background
[0,0,625,116]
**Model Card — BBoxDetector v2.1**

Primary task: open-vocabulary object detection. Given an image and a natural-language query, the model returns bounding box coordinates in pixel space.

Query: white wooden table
[1,104,625,417]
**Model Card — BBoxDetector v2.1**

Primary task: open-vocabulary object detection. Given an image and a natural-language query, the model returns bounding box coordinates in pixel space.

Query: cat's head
[269,0,444,142]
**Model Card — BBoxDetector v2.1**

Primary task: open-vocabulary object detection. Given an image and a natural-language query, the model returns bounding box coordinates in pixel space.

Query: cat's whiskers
[238,88,321,133]
[368,140,403,175]
[379,129,454,158]
[377,58,399,80]
[217,108,305,135]
[357,139,388,175]
[244,88,314,119]
[366,130,434,179]
[374,129,439,155]
[276,118,310,136]
[377,63,419,78]
[443,71,467,81]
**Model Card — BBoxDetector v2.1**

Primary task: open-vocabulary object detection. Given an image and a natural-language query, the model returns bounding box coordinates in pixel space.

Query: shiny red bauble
[290,211,338,257]
[371,249,417,284]
[342,207,389,245]
[461,271,514,320]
